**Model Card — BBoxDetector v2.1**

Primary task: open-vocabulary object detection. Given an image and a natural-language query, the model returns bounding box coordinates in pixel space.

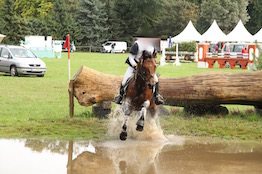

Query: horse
[120,50,159,141]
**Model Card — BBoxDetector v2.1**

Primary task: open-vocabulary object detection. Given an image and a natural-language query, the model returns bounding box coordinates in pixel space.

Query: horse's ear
[142,50,150,59]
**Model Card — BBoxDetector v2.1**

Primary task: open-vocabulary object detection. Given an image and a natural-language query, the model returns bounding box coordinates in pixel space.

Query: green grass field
[0,52,261,140]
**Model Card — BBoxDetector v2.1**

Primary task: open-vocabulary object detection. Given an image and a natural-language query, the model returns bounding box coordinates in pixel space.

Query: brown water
[0,137,261,174]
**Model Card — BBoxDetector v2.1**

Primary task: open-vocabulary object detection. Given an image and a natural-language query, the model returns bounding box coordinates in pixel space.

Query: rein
[135,58,156,86]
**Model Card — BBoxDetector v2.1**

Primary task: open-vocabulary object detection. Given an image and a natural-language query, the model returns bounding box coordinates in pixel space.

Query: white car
[102,41,127,53]
[0,45,46,77]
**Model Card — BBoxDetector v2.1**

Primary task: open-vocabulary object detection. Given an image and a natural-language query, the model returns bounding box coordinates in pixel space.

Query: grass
[0,52,261,140]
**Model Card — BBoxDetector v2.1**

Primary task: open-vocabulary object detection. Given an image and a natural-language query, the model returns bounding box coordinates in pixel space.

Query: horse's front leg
[136,100,150,132]
[120,102,132,141]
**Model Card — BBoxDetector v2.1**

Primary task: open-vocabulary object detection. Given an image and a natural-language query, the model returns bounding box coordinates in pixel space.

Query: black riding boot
[154,82,164,105]
[115,84,125,104]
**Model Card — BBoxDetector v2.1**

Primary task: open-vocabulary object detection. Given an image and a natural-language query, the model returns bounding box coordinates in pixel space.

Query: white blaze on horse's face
[143,58,157,86]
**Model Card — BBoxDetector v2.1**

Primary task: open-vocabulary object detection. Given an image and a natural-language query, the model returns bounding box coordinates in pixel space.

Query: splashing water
[106,105,168,141]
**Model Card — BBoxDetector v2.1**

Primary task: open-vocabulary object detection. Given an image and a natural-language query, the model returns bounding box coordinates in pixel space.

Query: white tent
[226,20,253,42]
[0,34,5,43]
[200,20,227,42]
[253,28,262,42]
[171,20,201,42]
[171,21,201,66]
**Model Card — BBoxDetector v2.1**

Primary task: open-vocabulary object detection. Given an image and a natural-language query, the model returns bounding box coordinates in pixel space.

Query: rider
[114,40,164,105]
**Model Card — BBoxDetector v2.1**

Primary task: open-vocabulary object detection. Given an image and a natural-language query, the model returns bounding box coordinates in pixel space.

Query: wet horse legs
[136,100,150,132]
[120,114,129,141]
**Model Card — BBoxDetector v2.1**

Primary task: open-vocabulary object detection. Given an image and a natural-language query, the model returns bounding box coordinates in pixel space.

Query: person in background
[111,43,115,54]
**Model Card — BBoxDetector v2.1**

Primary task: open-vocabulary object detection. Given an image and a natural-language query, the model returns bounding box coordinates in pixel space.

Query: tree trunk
[73,66,262,108]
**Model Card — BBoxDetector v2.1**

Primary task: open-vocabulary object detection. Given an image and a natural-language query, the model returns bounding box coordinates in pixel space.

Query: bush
[165,41,196,52]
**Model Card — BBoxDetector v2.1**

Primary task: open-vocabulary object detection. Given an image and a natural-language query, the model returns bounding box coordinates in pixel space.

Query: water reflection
[0,138,262,174]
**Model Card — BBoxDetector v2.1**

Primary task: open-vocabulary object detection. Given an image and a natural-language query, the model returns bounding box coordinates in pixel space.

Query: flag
[65,34,71,83]
[64,34,70,52]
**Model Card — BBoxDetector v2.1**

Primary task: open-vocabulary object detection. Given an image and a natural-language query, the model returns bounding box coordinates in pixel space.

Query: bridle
[136,57,156,88]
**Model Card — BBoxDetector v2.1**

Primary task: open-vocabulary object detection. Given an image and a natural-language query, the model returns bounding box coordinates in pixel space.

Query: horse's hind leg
[136,100,150,132]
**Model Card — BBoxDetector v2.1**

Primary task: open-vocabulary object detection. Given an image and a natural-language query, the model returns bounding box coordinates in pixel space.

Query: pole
[174,42,181,66]
[69,80,74,118]
[67,34,71,83]
[66,34,74,117]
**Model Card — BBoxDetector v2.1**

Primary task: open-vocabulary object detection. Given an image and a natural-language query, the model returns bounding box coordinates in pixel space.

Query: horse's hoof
[120,131,127,141]
[136,125,144,132]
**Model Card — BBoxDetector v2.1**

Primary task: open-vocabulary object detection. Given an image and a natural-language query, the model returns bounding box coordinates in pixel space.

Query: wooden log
[72,66,262,108]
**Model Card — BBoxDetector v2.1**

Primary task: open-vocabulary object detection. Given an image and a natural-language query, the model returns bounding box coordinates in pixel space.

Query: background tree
[111,0,139,43]
[155,0,198,38]
[197,0,249,34]
[104,0,114,40]
[75,0,108,46]
[246,0,262,34]
[14,0,53,18]
[49,0,72,40]
[1,0,30,44]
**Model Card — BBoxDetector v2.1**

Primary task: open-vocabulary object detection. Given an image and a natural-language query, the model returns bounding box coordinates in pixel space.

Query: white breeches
[121,66,158,86]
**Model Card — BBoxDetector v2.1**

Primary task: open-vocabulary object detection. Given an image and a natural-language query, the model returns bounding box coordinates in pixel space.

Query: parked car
[221,43,249,54]
[102,41,127,53]
[0,45,46,77]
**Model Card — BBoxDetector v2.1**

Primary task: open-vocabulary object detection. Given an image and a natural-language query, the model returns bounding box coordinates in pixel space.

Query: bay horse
[120,50,159,141]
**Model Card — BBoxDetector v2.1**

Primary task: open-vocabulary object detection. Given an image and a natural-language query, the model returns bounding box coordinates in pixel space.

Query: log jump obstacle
[69,66,262,117]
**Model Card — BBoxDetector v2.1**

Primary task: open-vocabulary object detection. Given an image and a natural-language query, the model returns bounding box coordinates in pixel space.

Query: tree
[1,0,30,44]
[155,0,198,38]
[111,0,161,43]
[197,0,249,34]
[104,0,114,40]
[75,0,108,46]
[49,0,73,40]
[111,0,139,43]
[14,0,53,18]
[246,0,262,34]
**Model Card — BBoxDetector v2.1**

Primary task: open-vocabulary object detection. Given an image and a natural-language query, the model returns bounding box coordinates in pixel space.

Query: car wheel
[10,66,18,76]
[37,74,45,77]
[122,50,125,53]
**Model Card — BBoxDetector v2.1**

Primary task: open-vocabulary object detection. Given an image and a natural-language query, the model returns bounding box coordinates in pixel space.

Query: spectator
[111,43,115,54]
[242,46,248,54]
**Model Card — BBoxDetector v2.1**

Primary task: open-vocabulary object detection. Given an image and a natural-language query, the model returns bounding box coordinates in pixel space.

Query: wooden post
[69,80,74,118]
[67,141,73,174]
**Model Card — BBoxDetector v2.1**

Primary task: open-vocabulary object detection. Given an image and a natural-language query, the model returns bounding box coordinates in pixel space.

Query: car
[221,43,249,55]
[0,45,46,77]
[101,41,127,53]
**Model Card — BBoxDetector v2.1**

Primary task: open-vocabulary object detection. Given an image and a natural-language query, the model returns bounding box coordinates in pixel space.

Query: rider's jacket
[125,40,155,68]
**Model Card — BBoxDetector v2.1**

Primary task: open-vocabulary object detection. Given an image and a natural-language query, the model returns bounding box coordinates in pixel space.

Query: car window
[9,48,36,58]
[105,42,111,46]
[234,45,244,52]
[0,48,10,58]
[230,45,234,52]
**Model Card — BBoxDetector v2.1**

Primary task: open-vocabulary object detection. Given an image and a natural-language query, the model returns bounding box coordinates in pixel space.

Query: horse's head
[137,50,157,88]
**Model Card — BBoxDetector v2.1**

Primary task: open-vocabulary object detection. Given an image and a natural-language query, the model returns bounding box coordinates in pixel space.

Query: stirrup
[114,95,123,104]
[155,95,164,105]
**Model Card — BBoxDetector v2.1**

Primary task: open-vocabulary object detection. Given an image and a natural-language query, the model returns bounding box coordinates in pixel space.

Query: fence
[75,46,131,53]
